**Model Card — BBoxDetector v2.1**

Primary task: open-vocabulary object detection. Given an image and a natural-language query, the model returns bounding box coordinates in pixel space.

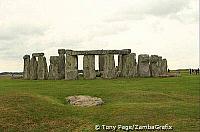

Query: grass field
[0,72,199,131]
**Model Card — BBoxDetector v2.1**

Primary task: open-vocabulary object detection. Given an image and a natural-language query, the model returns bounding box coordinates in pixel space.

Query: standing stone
[138,54,150,77]
[121,53,137,77]
[30,56,38,80]
[161,59,167,74]
[23,55,30,80]
[99,55,105,72]
[83,55,96,79]
[117,54,123,77]
[65,55,78,80]
[102,54,116,79]
[150,55,160,77]
[48,56,60,80]
[158,56,162,75]
[58,49,66,79]
[37,56,48,80]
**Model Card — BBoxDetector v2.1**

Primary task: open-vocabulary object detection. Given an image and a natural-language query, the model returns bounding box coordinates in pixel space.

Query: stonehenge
[23,49,168,80]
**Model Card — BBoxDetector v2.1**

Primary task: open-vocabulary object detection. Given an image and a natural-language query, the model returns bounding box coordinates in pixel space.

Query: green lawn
[0,73,199,131]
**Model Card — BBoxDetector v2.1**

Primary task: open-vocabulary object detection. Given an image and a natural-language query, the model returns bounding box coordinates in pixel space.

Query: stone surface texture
[121,53,137,77]
[58,49,66,79]
[23,55,30,79]
[48,56,60,80]
[66,95,104,107]
[65,55,78,80]
[161,59,167,74]
[68,49,131,55]
[30,56,38,80]
[99,55,105,72]
[83,55,96,79]
[138,54,150,77]
[37,56,48,80]
[102,54,116,79]
[150,55,160,77]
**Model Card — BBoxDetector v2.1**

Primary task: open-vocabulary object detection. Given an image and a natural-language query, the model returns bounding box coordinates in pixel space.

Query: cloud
[105,0,194,22]
[0,23,48,41]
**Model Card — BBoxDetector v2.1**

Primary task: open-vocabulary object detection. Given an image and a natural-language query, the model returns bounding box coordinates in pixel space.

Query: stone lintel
[65,49,131,55]
[32,53,44,57]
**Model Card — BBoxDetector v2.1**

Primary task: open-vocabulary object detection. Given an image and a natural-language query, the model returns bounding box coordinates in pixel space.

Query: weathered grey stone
[161,59,167,74]
[99,55,105,72]
[138,54,150,77]
[67,49,131,55]
[117,54,123,77]
[66,95,104,107]
[58,49,66,79]
[32,53,44,57]
[23,55,30,79]
[37,56,48,80]
[83,55,96,79]
[48,56,60,80]
[66,49,73,55]
[58,49,66,54]
[158,56,162,75]
[150,55,160,77]
[102,54,116,79]
[121,53,137,77]
[65,55,78,80]
[30,56,38,80]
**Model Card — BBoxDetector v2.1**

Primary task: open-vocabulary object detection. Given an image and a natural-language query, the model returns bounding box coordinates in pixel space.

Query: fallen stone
[66,95,104,107]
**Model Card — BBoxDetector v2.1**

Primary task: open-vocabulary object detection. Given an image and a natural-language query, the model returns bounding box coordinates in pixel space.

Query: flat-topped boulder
[32,53,44,57]
[66,49,131,55]
[66,95,104,107]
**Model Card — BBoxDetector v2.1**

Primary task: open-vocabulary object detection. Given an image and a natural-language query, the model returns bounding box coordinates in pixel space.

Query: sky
[0,0,199,72]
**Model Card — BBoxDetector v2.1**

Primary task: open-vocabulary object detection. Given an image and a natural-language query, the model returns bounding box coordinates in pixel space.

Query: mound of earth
[66,95,104,107]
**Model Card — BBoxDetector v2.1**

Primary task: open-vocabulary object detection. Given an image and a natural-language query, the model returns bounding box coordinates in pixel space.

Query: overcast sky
[0,0,199,72]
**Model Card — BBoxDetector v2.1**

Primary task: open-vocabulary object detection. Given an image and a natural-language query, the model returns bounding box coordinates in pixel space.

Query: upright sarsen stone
[65,55,78,80]
[30,56,38,80]
[99,55,105,72]
[58,49,66,79]
[138,54,150,77]
[23,55,30,79]
[150,55,159,77]
[161,59,167,74]
[48,56,60,80]
[117,54,123,77]
[37,56,48,80]
[102,54,116,79]
[158,56,162,75]
[83,55,96,79]
[121,53,137,77]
